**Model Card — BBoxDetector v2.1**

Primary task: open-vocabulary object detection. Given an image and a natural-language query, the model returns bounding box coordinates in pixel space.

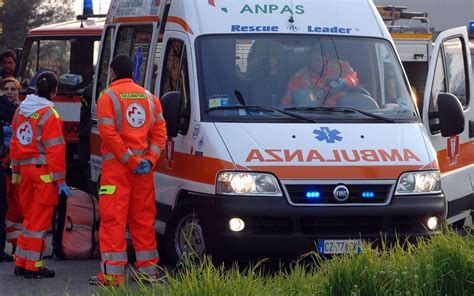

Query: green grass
[98,229,474,295]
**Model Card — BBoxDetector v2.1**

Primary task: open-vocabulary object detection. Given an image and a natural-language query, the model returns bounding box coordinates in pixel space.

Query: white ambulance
[91,0,473,261]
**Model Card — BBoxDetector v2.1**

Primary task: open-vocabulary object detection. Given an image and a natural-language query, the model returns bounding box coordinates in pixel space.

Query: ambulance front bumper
[187,192,445,259]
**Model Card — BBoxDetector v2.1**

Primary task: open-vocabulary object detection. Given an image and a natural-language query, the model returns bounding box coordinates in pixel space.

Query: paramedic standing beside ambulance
[10,71,72,279]
[90,55,166,285]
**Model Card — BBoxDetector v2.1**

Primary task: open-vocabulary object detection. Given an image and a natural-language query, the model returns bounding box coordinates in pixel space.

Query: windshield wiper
[285,107,396,123]
[205,105,316,123]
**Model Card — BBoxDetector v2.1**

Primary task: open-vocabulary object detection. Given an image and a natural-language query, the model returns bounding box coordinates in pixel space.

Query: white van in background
[91,0,472,262]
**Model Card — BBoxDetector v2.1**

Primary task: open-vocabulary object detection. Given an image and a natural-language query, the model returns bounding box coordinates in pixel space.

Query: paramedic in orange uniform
[10,72,72,278]
[89,55,166,285]
[281,45,359,107]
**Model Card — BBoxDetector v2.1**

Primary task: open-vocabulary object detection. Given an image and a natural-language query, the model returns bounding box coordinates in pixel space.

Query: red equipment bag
[52,188,100,259]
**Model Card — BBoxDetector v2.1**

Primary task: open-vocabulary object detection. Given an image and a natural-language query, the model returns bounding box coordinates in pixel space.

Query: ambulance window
[443,38,468,107]
[177,46,191,135]
[150,42,162,94]
[19,39,71,90]
[96,27,114,102]
[114,25,153,87]
[160,39,184,96]
[160,39,191,135]
[428,51,446,133]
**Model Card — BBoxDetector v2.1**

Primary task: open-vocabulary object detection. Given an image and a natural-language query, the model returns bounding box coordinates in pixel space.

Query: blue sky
[74,0,111,15]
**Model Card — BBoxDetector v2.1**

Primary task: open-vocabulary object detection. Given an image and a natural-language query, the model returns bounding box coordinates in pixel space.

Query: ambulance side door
[90,25,116,187]
[154,32,195,226]
[422,27,474,223]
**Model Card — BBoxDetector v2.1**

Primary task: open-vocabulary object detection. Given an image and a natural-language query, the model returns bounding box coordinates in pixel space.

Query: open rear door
[422,27,474,225]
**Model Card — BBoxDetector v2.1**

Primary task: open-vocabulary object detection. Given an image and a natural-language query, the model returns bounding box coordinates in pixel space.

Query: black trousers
[0,163,6,252]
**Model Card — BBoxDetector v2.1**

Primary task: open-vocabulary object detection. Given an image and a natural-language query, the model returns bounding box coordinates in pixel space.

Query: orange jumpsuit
[282,59,359,106]
[10,103,66,272]
[5,156,23,246]
[96,78,166,284]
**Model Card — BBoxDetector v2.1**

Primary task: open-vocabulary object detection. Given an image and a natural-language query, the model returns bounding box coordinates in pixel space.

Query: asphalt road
[0,235,163,295]
[0,239,102,295]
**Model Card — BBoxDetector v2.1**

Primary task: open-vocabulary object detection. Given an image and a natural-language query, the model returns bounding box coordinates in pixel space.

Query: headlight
[217,172,282,196]
[395,171,441,195]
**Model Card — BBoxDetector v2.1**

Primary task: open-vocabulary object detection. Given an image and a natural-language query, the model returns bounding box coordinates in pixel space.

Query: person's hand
[12,173,21,184]
[327,78,346,89]
[134,160,152,175]
[58,183,73,197]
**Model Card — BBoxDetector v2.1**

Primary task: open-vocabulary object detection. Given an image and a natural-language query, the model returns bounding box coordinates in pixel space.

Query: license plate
[317,239,361,254]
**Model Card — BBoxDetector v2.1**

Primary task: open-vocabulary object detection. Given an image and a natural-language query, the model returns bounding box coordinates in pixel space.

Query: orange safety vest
[282,59,360,106]
[10,106,66,183]
[97,78,166,169]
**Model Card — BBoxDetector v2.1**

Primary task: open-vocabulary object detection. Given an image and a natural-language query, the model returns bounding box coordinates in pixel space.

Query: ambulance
[91,0,473,261]
[15,14,104,186]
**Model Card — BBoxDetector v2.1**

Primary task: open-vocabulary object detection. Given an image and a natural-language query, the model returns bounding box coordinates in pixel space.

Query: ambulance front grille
[283,182,395,206]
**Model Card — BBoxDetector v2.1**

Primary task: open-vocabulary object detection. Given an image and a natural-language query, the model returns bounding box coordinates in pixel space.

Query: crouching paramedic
[10,72,72,279]
[89,55,166,285]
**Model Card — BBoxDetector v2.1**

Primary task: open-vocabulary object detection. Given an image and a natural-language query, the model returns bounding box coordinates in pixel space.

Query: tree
[0,0,75,53]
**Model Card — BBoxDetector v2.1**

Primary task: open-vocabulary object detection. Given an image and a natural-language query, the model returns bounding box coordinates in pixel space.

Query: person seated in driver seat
[281,45,359,107]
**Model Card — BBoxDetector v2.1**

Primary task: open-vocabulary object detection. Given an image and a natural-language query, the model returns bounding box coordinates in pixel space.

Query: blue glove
[58,183,73,197]
[134,160,152,175]
[327,78,346,89]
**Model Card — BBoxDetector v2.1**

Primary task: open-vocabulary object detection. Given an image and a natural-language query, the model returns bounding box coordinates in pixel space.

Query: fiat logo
[333,185,350,202]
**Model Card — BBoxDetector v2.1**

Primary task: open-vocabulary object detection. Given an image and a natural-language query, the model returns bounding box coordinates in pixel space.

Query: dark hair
[110,54,133,80]
[36,72,58,101]
[1,50,16,63]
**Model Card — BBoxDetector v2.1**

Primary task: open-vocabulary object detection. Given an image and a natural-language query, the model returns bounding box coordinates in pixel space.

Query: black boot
[24,268,55,279]
[13,266,25,276]
[0,251,13,262]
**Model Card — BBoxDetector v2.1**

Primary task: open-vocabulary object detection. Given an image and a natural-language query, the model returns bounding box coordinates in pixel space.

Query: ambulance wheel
[165,202,207,264]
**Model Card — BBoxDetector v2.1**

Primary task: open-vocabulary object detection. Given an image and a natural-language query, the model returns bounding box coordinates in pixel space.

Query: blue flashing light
[469,21,474,36]
[83,0,94,15]
[361,191,375,199]
[306,191,321,199]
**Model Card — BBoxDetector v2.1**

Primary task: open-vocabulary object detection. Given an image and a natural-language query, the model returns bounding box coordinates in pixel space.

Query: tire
[164,201,207,264]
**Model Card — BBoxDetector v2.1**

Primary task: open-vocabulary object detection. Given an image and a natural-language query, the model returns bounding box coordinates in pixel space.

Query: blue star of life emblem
[313,127,343,143]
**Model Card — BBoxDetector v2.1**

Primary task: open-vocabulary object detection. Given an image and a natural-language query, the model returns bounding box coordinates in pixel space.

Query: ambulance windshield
[197,35,418,123]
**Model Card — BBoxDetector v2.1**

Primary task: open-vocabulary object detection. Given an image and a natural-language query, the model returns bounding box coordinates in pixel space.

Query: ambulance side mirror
[161,91,183,138]
[437,93,465,137]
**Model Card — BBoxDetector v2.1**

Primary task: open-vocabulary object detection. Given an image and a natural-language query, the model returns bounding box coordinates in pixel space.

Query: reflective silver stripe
[135,250,159,262]
[98,117,115,125]
[138,265,159,275]
[11,159,18,166]
[102,153,115,160]
[156,113,164,121]
[105,90,122,132]
[26,250,42,261]
[18,156,47,166]
[101,263,125,275]
[101,252,128,262]
[22,229,47,239]
[131,149,146,156]
[145,91,155,128]
[43,137,65,148]
[6,230,21,240]
[37,109,54,154]
[120,150,132,164]
[50,172,66,180]
[6,220,22,229]
[15,246,27,258]
[149,144,161,155]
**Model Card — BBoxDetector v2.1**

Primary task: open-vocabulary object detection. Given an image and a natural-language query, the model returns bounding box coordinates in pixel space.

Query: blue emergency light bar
[84,0,93,15]
[469,21,474,38]
[306,191,321,199]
